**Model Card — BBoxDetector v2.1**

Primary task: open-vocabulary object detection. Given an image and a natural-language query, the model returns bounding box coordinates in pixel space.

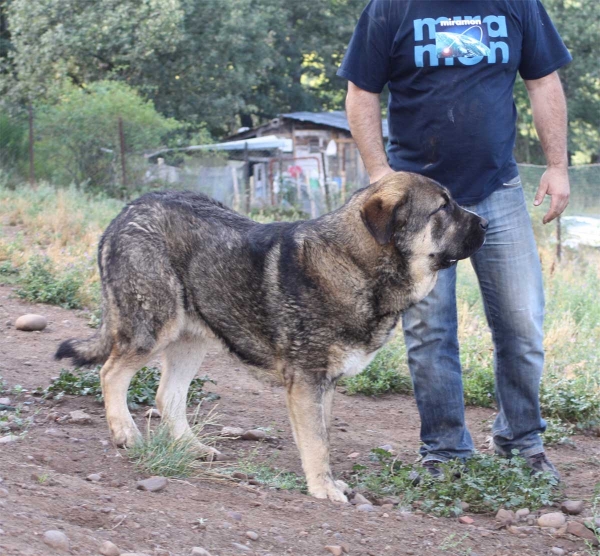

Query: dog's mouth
[437,258,458,270]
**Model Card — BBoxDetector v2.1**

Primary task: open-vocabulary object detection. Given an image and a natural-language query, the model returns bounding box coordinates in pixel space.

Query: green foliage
[462,366,495,408]
[43,366,216,408]
[233,453,307,492]
[584,484,600,555]
[249,205,309,223]
[341,337,412,396]
[351,449,559,516]
[16,256,83,309]
[32,81,180,194]
[0,111,28,179]
[542,417,575,446]
[127,424,206,478]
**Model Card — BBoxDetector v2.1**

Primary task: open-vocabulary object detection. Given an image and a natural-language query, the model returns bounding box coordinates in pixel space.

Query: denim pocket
[502,175,522,188]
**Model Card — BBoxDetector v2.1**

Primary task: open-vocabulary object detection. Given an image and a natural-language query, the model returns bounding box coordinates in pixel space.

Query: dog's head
[360,172,487,270]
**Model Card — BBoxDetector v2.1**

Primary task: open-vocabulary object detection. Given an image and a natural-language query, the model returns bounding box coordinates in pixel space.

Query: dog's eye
[430,203,448,217]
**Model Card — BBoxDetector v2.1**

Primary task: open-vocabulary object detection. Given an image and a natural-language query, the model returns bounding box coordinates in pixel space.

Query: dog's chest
[336,348,378,378]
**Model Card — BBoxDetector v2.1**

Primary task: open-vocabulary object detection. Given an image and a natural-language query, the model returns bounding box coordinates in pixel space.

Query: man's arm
[345,81,394,183]
[524,71,570,224]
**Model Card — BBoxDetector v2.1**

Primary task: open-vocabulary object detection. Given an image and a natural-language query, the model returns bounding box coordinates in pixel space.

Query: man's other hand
[534,166,570,224]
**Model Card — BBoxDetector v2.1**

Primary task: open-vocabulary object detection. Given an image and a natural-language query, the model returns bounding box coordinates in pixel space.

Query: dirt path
[0,284,599,556]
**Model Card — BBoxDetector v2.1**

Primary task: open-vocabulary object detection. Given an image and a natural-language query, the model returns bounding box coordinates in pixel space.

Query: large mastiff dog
[56,172,487,502]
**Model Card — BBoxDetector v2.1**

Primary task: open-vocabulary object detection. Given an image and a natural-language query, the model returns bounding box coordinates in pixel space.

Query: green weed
[16,256,84,309]
[232,451,307,492]
[350,448,559,517]
[128,408,221,478]
[42,366,217,408]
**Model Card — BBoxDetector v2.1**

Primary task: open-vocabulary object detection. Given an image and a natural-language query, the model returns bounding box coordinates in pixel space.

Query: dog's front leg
[284,371,347,503]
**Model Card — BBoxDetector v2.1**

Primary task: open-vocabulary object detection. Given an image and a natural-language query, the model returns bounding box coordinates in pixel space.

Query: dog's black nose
[479,218,489,231]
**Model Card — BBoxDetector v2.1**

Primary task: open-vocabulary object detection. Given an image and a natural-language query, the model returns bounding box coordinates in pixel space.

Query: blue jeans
[402,179,546,462]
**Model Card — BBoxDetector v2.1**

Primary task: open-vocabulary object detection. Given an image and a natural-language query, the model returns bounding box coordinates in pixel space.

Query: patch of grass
[350,448,559,517]
[128,409,221,478]
[583,484,600,555]
[542,418,576,446]
[16,256,84,309]
[232,451,307,492]
[248,205,308,223]
[42,366,217,408]
[128,424,207,478]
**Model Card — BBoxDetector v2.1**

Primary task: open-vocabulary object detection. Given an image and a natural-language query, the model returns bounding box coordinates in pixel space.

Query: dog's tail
[55,321,113,367]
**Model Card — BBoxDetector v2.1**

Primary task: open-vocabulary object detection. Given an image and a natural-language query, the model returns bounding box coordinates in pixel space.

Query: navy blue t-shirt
[337,0,572,204]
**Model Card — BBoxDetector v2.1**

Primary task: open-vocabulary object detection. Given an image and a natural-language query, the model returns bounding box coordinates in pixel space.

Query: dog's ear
[360,190,410,245]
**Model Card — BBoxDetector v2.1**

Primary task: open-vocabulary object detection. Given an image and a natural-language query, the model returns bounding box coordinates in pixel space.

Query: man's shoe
[525,452,561,481]
[409,460,445,484]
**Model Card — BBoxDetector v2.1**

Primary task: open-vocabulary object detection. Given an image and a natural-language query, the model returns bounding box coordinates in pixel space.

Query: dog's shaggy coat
[56,171,487,502]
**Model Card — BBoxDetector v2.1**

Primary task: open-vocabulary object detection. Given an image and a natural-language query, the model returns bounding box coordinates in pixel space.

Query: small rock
[459,501,470,512]
[347,452,360,459]
[560,500,584,515]
[15,314,47,332]
[246,531,259,541]
[0,397,10,405]
[351,492,372,505]
[221,426,245,437]
[241,429,266,441]
[551,548,565,556]
[516,508,530,520]
[144,408,161,419]
[378,444,394,453]
[459,516,474,525]
[538,512,566,529]
[120,553,151,556]
[86,473,102,482]
[69,410,93,424]
[42,530,69,551]
[136,476,168,492]
[495,508,515,526]
[325,546,343,556]
[99,540,120,556]
[356,504,375,513]
[0,488,8,498]
[227,511,243,521]
[231,543,251,552]
[0,435,19,444]
[191,549,212,556]
[566,521,599,545]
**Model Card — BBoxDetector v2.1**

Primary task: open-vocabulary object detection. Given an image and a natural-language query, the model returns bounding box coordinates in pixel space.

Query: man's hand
[534,166,570,224]
[370,167,395,183]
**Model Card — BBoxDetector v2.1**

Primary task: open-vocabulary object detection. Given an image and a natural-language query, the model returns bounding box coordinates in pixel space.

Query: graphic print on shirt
[414,16,509,67]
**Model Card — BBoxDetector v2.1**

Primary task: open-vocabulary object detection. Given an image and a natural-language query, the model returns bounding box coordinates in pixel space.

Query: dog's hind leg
[101,352,150,448]
[156,335,220,460]
[285,371,347,503]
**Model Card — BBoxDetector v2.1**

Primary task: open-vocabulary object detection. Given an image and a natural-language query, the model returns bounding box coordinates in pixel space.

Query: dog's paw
[110,423,142,448]
[309,480,349,503]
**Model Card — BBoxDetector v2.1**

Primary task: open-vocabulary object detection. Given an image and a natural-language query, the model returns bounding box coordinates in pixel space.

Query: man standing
[337,0,571,477]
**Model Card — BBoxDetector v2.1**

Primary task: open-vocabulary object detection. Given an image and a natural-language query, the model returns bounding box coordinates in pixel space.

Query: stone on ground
[69,410,93,424]
[42,530,69,551]
[566,521,599,545]
[99,540,121,556]
[136,476,168,492]
[15,314,47,331]
[495,508,515,526]
[560,500,584,515]
[191,549,212,556]
[537,512,566,528]
[241,429,266,441]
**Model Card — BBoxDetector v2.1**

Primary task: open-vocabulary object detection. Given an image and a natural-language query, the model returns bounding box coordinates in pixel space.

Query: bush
[351,448,559,516]
[34,81,181,195]
[16,256,84,309]
[42,366,217,409]
[0,111,28,180]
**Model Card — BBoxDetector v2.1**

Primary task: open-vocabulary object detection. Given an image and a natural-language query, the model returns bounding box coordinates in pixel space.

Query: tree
[34,81,180,193]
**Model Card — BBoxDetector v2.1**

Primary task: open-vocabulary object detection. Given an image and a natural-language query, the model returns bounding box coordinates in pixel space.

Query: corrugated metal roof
[281,111,389,139]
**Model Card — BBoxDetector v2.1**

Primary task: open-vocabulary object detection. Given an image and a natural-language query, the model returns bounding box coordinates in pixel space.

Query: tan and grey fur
[56,172,487,502]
